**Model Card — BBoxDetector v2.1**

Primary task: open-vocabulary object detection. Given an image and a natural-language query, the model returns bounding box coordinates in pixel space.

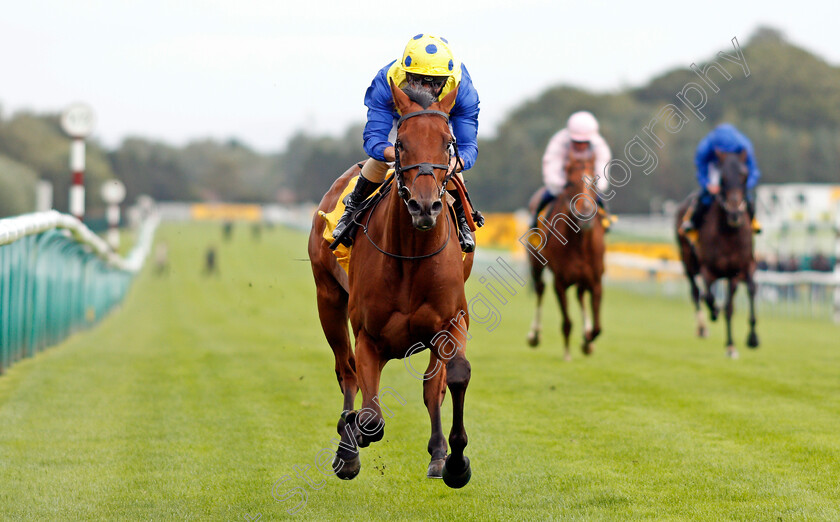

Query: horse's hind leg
[724,278,739,359]
[688,273,708,338]
[315,281,358,411]
[555,281,573,361]
[314,279,360,479]
[527,263,546,347]
[424,354,448,478]
[745,273,760,349]
[442,314,472,489]
[581,283,602,355]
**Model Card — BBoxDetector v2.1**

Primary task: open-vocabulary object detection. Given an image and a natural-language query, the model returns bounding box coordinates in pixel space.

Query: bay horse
[675,150,759,358]
[307,81,474,488]
[525,147,606,360]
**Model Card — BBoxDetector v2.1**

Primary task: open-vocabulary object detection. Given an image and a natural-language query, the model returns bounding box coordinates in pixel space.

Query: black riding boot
[531,190,556,229]
[680,196,708,233]
[691,197,709,230]
[449,190,475,253]
[331,175,381,249]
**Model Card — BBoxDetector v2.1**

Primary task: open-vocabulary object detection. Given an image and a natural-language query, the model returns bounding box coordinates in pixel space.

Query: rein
[361,195,453,260]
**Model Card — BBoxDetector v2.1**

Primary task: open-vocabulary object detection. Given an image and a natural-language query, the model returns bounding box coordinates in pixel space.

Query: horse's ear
[714,148,725,163]
[438,85,459,114]
[738,149,748,163]
[390,78,412,115]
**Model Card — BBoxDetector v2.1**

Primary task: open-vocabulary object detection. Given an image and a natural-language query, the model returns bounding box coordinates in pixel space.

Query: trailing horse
[307,81,474,488]
[675,150,759,358]
[525,147,606,360]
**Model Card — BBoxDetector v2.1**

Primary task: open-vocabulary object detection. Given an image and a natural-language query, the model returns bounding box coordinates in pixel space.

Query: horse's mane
[402,87,437,109]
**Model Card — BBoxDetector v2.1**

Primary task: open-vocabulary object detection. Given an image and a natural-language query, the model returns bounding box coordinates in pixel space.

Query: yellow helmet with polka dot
[401,34,456,78]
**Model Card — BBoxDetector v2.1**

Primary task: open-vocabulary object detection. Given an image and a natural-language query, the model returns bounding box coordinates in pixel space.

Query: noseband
[393,109,460,202]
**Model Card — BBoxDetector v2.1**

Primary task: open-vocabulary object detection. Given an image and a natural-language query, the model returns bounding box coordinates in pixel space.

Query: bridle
[716,160,749,224]
[358,108,461,260]
[393,109,460,202]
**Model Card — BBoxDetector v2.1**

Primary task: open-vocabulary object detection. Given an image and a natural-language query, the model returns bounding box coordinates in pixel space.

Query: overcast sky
[2,0,838,153]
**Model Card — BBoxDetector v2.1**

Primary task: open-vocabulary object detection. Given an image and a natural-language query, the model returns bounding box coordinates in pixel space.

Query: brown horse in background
[308,81,475,488]
[675,150,759,358]
[525,147,606,360]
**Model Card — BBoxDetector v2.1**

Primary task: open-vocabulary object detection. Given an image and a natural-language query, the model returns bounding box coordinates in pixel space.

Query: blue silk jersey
[695,123,761,189]
[362,60,480,170]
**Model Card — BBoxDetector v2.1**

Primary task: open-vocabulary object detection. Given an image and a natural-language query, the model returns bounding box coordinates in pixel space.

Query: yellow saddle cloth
[319,174,391,274]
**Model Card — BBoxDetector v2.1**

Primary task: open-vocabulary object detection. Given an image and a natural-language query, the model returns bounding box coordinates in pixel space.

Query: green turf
[1,222,839,520]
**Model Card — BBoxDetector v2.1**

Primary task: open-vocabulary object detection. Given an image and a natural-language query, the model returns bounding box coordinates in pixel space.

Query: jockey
[680,123,761,234]
[532,111,612,230]
[331,34,481,252]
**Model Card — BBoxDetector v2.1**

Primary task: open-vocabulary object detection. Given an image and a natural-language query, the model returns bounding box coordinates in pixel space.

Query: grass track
[1,222,839,520]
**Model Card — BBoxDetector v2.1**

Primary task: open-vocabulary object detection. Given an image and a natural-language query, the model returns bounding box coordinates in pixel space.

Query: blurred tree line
[1,27,838,218]
[469,27,840,213]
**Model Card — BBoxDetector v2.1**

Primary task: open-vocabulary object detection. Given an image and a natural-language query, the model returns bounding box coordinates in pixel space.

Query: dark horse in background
[308,82,474,488]
[525,147,606,360]
[676,150,759,359]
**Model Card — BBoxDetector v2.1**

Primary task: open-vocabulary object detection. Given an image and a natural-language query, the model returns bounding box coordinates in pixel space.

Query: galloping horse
[307,81,474,488]
[526,147,606,360]
[675,150,759,358]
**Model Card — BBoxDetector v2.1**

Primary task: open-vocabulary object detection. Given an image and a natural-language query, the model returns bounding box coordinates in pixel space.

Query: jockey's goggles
[407,73,447,91]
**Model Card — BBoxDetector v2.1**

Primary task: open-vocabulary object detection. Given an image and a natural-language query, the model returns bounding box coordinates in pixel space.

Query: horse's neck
[563,178,591,199]
[706,202,751,240]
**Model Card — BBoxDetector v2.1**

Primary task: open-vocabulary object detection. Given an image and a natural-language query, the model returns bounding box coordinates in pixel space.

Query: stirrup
[457,216,475,253]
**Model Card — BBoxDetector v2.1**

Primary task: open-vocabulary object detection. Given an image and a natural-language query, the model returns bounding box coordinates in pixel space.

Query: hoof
[726,346,739,359]
[333,452,361,480]
[710,308,719,322]
[747,332,759,349]
[442,455,471,489]
[427,458,445,479]
[526,331,540,348]
[581,342,594,356]
[697,325,707,338]
[563,352,572,362]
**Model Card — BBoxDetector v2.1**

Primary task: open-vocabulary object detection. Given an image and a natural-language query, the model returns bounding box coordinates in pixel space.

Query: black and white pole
[101,180,126,250]
[60,103,96,220]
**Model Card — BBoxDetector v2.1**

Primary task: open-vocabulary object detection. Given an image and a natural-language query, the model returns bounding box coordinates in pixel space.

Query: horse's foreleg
[746,273,760,349]
[577,286,591,338]
[442,315,472,489]
[424,353,448,478]
[700,267,719,322]
[555,281,572,361]
[527,263,546,347]
[725,278,738,359]
[354,330,386,447]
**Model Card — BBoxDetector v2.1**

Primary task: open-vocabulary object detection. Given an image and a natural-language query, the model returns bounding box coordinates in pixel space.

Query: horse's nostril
[407,199,422,215]
[430,201,443,216]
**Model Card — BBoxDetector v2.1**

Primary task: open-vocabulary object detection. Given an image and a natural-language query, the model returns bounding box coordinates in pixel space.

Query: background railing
[0,210,157,374]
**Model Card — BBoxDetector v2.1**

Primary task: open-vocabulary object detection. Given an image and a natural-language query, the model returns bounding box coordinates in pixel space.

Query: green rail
[0,211,156,375]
